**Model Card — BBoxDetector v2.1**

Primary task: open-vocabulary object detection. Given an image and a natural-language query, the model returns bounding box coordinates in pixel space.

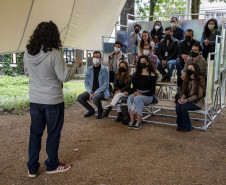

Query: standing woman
[201,18,221,60]
[127,55,157,129]
[138,31,155,55]
[176,63,206,132]
[104,61,131,121]
[24,21,81,177]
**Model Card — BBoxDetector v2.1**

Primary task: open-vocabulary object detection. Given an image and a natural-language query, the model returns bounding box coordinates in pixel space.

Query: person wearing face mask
[77,51,110,119]
[157,27,178,82]
[150,21,165,44]
[176,63,206,132]
[138,30,155,55]
[130,23,142,64]
[127,55,157,129]
[104,61,131,121]
[108,41,128,83]
[137,44,158,70]
[170,17,184,41]
[201,18,221,60]
[176,29,200,89]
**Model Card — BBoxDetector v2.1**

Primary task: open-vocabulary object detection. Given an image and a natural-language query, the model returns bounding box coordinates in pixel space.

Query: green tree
[2,54,13,76]
[15,52,24,75]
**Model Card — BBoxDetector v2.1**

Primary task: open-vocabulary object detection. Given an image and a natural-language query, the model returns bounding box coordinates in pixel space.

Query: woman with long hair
[176,63,206,132]
[201,18,221,60]
[24,21,81,177]
[127,55,157,129]
[104,61,131,121]
[138,30,155,55]
[150,21,165,44]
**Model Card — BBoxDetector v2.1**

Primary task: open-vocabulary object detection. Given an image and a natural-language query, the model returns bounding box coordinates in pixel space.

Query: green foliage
[15,52,24,75]
[0,76,85,114]
[135,0,186,20]
[2,54,13,76]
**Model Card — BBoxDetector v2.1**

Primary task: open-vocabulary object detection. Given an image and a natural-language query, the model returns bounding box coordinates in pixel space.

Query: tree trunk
[149,0,156,21]
[120,0,134,31]
[191,0,201,19]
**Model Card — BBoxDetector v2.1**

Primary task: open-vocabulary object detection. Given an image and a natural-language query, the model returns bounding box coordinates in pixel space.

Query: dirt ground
[0,103,225,185]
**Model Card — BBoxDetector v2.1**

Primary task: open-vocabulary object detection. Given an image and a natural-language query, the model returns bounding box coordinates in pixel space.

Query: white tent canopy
[0,0,126,54]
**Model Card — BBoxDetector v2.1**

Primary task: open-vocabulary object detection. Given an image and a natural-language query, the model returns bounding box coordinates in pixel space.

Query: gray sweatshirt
[24,48,79,104]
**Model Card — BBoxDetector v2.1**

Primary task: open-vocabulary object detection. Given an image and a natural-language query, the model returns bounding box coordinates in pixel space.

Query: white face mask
[114,47,121,53]
[171,22,177,28]
[93,58,100,65]
[208,24,214,30]
[143,49,150,56]
[155,25,160,30]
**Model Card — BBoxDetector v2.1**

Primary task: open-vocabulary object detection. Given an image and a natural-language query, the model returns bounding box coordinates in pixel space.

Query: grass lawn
[0,76,85,114]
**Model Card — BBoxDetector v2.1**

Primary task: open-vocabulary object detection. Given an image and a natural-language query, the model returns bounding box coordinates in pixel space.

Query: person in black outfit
[157,27,178,82]
[150,21,165,44]
[127,55,157,129]
[176,29,200,88]
[104,61,131,121]
[171,17,184,41]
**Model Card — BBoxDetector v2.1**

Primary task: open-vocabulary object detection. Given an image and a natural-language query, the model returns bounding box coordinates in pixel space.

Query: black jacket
[113,78,131,94]
[157,38,179,61]
[173,26,184,41]
[178,39,200,58]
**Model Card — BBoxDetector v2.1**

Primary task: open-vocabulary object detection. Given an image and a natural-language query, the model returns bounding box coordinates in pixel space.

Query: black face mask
[165,34,171,40]
[185,36,192,42]
[140,63,147,69]
[119,67,127,73]
[191,51,199,58]
[135,29,140,33]
[187,69,195,76]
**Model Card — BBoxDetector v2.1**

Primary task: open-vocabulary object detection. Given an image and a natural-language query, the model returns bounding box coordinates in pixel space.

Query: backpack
[121,105,130,125]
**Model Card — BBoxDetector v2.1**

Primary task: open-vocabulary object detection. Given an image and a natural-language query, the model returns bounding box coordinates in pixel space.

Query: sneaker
[103,107,112,117]
[133,122,142,129]
[46,163,71,174]
[115,113,122,122]
[84,109,95,117]
[28,171,36,178]
[96,112,103,119]
[128,121,135,129]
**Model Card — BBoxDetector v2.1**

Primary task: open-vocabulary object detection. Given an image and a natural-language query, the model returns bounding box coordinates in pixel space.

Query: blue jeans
[27,102,64,174]
[127,94,153,115]
[176,102,200,130]
[176,57,184,86]
[157,59,176,77]
[131,44,138,54]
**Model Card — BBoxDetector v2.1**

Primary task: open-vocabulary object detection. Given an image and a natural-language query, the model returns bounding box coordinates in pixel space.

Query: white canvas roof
[0,0,126,54]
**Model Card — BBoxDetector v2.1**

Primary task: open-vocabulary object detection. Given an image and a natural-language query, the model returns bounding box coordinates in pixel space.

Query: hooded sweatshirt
[24,48,79,104]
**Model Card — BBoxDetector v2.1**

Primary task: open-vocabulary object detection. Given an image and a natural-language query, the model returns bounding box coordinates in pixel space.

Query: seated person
[176,63,206,132]
[176,29,200,87]
[171,17,184,41]
[104,61,131,121]
[108,40,128,83]
[137,44,158,70]
[150,21,165,44]
[138,31,155,55]
[127,55,157,129]
[157,27,178,82]
[77,51,110,119]
[201,18,221,60]
[130,23,142,64]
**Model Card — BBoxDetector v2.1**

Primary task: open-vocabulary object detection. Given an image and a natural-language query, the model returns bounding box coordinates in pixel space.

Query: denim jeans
[27,102,64,174]
[157,59,176,77]
[131,44,138,54]
[176,57,184,86]
[127,94,153,115]
[77,91,105,113]
[176,102,200,130]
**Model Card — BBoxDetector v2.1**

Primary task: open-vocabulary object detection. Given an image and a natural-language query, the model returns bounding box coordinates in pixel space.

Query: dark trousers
[27,102,64,174]
[77,92,105,113]
[176,57,184,87]
[176,102,200,130]
[202,46,215,60]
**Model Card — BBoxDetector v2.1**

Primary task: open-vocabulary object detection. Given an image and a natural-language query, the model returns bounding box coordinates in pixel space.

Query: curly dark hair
[26,21,62,55]
[140,31,151,53]
[135,55,157,78]
[203,18,218,38]
[182,63,206,97]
